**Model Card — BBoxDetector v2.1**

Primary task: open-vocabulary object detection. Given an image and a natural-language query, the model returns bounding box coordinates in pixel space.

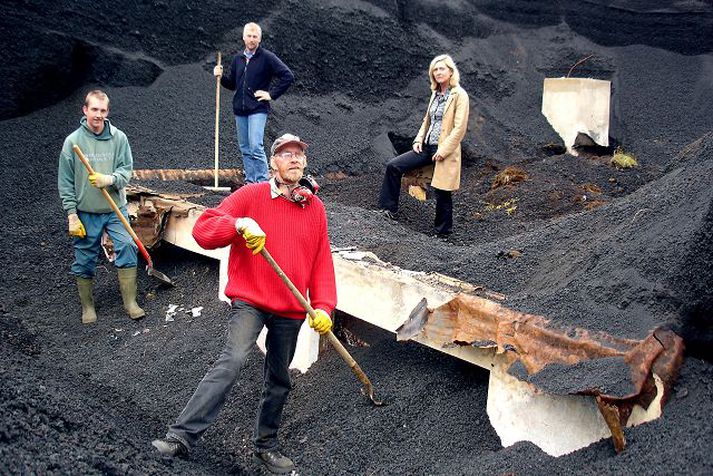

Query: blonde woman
[379,54,469,237]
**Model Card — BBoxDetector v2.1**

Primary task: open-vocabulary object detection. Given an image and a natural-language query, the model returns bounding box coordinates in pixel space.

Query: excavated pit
[1,0,712,474]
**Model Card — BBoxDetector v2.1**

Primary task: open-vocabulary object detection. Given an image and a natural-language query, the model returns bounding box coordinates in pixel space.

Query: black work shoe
[152,437,188,458]
[253,449,295,474]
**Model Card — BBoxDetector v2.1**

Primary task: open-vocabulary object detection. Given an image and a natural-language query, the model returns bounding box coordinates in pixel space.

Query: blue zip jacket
[221,46,294,116]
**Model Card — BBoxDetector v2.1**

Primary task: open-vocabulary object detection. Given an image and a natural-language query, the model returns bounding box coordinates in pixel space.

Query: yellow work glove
[88,172,114,188]
[68,213,86,238]
[308,309,333,334]
[235,217,266,255]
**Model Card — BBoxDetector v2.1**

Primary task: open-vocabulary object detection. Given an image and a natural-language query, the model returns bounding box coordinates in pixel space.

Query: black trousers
[167,300,303,452]
[379,145,453,235]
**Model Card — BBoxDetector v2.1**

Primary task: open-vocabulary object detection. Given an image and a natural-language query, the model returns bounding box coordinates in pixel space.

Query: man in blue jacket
[214,22,294,183]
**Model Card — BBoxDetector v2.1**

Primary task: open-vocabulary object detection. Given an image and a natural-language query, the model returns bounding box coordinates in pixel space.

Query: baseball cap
[270,133,309,155]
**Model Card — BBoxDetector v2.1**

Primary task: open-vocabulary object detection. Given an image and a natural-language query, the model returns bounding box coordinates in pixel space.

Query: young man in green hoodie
[58,90,145,324]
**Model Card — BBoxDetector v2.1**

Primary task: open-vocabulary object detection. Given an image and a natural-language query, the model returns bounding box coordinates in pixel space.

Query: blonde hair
[428,54,460,91]
[243,22,262,38]
[84,90,109,108]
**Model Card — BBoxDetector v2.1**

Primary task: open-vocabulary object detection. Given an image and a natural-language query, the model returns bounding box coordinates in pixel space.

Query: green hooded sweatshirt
[58,117,133,215]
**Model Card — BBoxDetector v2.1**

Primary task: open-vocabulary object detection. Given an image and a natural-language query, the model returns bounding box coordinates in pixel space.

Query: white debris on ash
[165,304,204,321]
[165,304,179,322]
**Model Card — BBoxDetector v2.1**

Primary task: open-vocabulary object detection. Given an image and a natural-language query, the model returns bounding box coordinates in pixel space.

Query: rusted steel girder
[133,168,242,182]
[398,293,685,453]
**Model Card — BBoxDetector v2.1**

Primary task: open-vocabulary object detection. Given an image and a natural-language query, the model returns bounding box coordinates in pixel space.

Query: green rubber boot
[117,267,146,320]
[77,277,97,324]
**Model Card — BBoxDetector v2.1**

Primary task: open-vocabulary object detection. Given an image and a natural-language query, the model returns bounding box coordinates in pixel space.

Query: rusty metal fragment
[404,293,685,453]
[125,185,204,249]
[133,168,242,182]
[651,329,686,408]
[596,396,626,453]
[402,164,433,189]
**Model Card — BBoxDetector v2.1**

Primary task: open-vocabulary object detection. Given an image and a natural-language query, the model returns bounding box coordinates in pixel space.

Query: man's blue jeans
[236,112,269,183]
[166,300,303,452]
[72,207,138,278]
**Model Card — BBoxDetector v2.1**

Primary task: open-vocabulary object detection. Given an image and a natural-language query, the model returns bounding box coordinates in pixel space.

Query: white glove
[213,64,223,77]
[235,217,266,255]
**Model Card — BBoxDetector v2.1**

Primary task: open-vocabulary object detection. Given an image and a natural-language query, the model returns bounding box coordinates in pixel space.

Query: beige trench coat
[413,85,470,191]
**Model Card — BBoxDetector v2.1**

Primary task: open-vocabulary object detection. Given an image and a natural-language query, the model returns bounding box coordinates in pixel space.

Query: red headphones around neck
[282,175,319,206]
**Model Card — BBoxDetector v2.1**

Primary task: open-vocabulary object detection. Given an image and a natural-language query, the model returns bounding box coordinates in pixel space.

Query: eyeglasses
[275,151,306,160]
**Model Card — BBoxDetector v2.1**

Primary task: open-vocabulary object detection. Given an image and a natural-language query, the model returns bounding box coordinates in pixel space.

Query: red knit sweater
[192,182,337,320]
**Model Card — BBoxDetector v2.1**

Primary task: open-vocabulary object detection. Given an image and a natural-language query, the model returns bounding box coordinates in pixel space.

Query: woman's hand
[432,153,445,161]
[412,142,422,153]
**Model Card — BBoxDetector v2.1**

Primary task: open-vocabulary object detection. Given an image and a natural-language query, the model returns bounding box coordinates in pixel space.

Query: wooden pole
[214,51,222,188]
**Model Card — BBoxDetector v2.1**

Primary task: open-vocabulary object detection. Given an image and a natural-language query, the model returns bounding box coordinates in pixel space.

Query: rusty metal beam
[133,168,242,182]
[400,293,684,454]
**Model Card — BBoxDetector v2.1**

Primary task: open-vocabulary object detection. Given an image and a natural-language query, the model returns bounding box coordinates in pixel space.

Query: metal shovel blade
[147,266,175,287]
[360,380,386,407]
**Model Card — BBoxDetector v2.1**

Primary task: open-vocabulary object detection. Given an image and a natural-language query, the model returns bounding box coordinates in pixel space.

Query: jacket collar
[243,45,262,59]
[429,86,458,113]
[444,88,457,113]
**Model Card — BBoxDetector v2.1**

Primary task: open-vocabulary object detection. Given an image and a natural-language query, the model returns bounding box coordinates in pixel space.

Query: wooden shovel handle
[72,144,153,268]
[259,248,375,389]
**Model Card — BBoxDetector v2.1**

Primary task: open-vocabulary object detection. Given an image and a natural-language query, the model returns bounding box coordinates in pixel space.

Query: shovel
[260,248,384,406]
[72,144,175,287]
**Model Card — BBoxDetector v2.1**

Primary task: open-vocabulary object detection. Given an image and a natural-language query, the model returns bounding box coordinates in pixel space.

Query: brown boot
[117,267,145,319]
[77,277,97,324]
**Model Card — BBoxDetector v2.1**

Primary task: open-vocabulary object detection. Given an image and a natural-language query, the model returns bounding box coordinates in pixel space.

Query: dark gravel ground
[1,0,712,474]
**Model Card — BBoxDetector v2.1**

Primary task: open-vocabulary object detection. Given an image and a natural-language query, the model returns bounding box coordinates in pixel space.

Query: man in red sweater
[152,133,336,474]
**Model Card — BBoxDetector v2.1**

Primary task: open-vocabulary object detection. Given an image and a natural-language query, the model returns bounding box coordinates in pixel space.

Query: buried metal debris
[123,186,686,456]
[400,293,684,455]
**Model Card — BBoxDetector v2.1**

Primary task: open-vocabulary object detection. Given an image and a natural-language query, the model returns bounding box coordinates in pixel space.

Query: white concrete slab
[542,77,611,155]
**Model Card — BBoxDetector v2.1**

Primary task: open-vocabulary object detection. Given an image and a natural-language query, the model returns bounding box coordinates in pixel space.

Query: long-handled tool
[204,51,231,192]
[72,144,175,286]
[260,248,384,406]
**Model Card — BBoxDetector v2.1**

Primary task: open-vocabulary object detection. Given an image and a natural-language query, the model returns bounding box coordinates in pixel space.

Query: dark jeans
[166,300,303,452]
[379,145,454,234]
